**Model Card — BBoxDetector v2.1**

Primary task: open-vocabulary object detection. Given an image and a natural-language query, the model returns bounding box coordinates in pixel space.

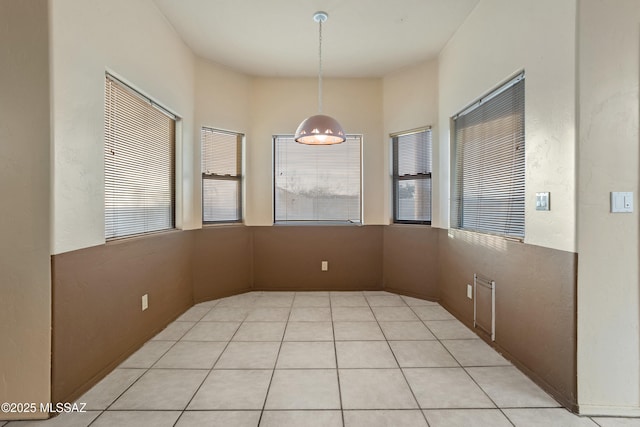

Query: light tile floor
[3,291,640,427]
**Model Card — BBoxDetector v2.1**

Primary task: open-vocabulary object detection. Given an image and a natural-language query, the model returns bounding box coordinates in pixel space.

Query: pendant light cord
[318,17,323,113]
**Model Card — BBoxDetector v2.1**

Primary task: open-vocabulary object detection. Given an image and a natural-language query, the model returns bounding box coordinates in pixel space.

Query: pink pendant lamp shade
[294,11,346,145]
[294,114,346,145]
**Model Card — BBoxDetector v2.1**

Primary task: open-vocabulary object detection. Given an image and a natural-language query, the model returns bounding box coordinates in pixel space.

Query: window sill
[447,227,524,244]
[203,221,243,227]
[389,223,433,229]
[392,221,432,226]
[273,221,362,227]
[105,228,183,246]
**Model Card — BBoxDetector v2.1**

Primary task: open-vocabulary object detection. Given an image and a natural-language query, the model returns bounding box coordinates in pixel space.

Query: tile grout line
[87,328,192,425]
[407,303,516,427]
[87,305,214,426]
[330,290,348,427]
[365,294,430,426]
[414,304,566,422]
[173,301,249,427]
[256,293,295,426]
[458,364,516,427]
[56,292,597,426]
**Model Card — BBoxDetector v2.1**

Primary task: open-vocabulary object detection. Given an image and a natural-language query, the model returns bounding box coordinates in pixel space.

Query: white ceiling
[153,0,479,78]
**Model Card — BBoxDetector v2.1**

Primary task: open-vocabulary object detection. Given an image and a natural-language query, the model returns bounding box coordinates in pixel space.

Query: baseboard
[193,287,253,304]
[578,404,640,417]
[251,286,383,292]
[382,286,440,303]
[438,299,578,413]
[52,304,189,404]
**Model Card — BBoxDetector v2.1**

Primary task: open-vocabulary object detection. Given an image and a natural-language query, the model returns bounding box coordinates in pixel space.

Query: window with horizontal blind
[104,74,176,240]
[201,127,242,223]
[451,73,525,239]
[274,134,362,223]
[392,127,432,224]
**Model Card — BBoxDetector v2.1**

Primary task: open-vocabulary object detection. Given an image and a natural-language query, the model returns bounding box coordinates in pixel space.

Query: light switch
[611,192,633,213]
[536,192,550,211]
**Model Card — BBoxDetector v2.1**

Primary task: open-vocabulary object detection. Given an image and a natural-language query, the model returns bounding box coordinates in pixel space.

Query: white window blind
[104,74,175,240]
[274,135,362,223]
[392,127,432,224]
[451,74,525,238]
[201,127,242,223]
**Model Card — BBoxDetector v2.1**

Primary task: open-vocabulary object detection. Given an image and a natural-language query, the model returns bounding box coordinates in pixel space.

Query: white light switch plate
[611,192,633,213]
[536,192,550,211]
[467,284,473,299]
[142,294,148,311]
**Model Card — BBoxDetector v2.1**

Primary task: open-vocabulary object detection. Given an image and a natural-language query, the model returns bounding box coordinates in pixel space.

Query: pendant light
[294,11,346,145]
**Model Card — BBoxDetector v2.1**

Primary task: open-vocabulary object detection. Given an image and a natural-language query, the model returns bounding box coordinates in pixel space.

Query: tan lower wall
[51,231,195,403]
[51,224,577,412]
[382,225,440,300]
[192,225,253,302]
[437,228,577,410]
[252,226,384,291]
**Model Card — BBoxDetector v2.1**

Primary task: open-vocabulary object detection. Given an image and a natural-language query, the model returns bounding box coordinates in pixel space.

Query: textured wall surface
[0,0,52,420]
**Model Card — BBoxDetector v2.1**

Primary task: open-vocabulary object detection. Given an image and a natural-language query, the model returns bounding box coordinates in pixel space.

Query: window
[201,127,242,223]
[104,74,176,240]
[451,73,525,238]
[392,127,432,224]
[274,135,362,223]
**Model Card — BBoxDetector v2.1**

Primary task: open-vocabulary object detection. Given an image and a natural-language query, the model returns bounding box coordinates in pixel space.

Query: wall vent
[473,274,495,341]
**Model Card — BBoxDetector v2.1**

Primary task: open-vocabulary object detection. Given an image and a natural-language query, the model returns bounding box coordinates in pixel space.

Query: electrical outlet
[321,261,328,271]
[467,284,473,299]
[142,294,148,311]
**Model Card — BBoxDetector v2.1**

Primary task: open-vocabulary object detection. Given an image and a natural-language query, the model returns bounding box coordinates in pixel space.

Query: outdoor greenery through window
[451,73,525,239]
[274,135,362,223]
[392,127,432,224]
[104,74,176,240]
[201,127,243,223]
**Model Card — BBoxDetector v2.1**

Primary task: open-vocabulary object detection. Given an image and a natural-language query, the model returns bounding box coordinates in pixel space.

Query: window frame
[450,72,525,240]
[272,134,363,225]
[104,73,177,241]
[391,126,433,225]
[201,126,244,225]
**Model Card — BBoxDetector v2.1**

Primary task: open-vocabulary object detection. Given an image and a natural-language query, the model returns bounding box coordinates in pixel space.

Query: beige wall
[24,0,640,417]
[577,0,640,415]
[437,0,577,252]
[247,77,385,225]
[383,59,439,222]
[0,0,51,419]
[50,0,197,254]
[51,3,388,244]
[194,58,252,224]
[381,8,580,404]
